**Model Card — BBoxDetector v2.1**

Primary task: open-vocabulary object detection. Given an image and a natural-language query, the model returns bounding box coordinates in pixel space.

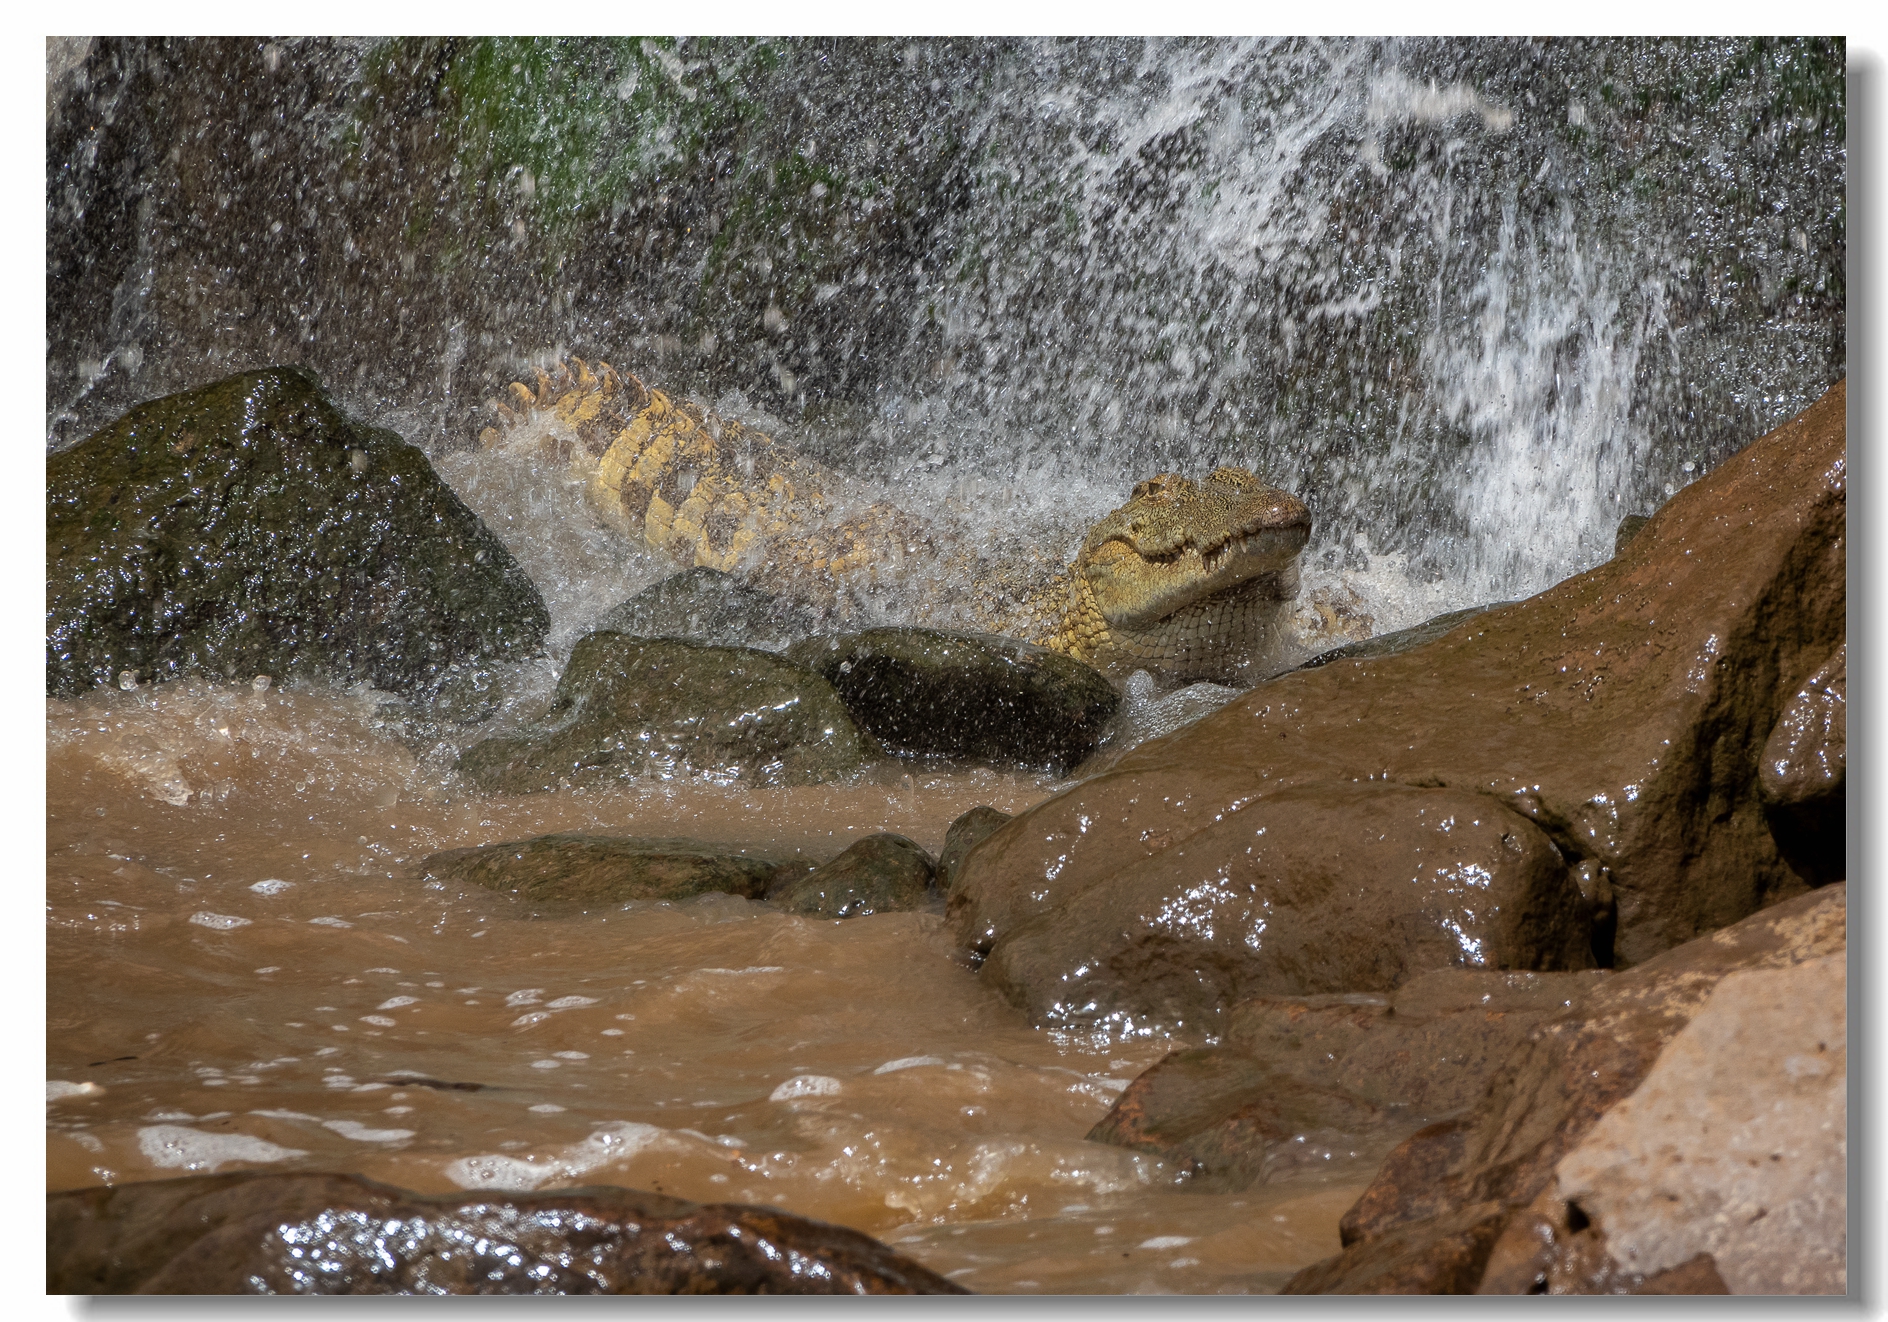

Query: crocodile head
[1077,466,1311,631]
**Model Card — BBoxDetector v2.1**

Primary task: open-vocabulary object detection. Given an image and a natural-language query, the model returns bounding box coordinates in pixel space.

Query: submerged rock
[46,366,549,699]
[46,1171,968,1294]
[1086,1048,1384,1191]
[417,833,799,909]
[1283,884,1845,1295]
[456,633,875,793]
[786,627,1119,774]
[1086,968,1607,1191]
[769,832,937,918]
[595,566,824,652]
[951,382,1847,1032]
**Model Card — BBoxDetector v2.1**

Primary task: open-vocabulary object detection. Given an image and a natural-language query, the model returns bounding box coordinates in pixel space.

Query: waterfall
[47,37,1844,611]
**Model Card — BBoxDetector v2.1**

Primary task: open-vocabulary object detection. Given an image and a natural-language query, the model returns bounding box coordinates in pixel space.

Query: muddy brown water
[47,678,1380,1293]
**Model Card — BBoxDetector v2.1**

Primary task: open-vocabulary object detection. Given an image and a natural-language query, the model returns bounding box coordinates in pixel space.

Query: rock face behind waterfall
[949,382,1845,1032]
[46,367,550,699]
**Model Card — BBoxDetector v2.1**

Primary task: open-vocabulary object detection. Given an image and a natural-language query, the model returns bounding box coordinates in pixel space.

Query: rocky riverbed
[46,365,1845,1293]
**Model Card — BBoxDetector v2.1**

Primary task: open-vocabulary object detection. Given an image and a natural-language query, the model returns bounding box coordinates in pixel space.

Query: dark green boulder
[595,566,823,651]
[417,833,798,909]
[785,627,1119,774]
[456,633,876,793]
[46,367,548,698]
[769,832,937,918]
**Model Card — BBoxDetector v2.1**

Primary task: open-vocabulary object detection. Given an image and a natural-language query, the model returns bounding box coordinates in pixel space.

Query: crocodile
[479,358,1310,685]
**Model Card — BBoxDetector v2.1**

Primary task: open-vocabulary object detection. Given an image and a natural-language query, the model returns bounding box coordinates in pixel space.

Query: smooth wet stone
[769,832,937,918]
[785,627,1119,774]
[595,566,824,652]
[1284,885,1844,1295]
[1759,642,1845,885]
[951,383,1848,1026]
[46,1171,968,1294]
[456,633,876,793]
[936,806,1012,898]
[46,366,549,699]
[966,779,1597,1031]
[417,833,799,908]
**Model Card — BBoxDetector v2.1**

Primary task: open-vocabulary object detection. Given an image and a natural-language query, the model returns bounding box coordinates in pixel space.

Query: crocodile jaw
[1082,521,1310,632]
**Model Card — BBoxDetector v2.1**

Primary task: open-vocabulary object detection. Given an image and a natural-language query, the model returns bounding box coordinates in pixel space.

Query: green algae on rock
[46,366,549,699]
[456,633,876,792]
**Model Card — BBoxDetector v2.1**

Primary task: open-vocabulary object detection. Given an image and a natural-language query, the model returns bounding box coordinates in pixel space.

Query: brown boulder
[1282,883,1844,1293]
[47,1171,968,1294]
[1084,969,1605,1191]
[1085,1047,1384,1190]
[1519,951,1846,1294]
[950,383,1846,1029]
[971,779,1596,1030]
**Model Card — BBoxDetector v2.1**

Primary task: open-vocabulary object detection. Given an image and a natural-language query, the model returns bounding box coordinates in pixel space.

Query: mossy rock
[417,833,798,908]
[457,633,876,792]
[595,566,822,651]
[785,628,1119,774]
[46,366,548,698]
[768,832,937,918]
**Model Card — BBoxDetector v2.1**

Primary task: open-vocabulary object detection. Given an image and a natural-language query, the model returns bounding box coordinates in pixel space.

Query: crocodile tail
[567,356,597,391]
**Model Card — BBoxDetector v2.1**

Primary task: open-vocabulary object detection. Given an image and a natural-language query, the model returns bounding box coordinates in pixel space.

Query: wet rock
[1284,884,1845,1294]
[936,806,1012,898]
[417,833,800,909]
[456,633,875,793]
[46,366,550,699]
[951,383,1847,1029]
[785,627,1119,773]
[966,779,1597,1031]
[1282,1201,1512,1294]
[1759,642,1845,885]
[1613,513,1653,557]
[1085,1048,1383,1190]
[1086,970,1607,1190]
[1293,602,1510,672]
[1076,669,1240,774]
[46,1171,968,1294]
[1227,969,1609,1115]
[595,566,824,652]
[769,832,936,918]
